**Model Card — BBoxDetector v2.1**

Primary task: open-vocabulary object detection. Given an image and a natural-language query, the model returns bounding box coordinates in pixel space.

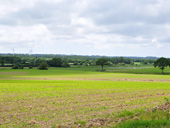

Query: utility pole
[29,49,33,55]
[12,48,15,56]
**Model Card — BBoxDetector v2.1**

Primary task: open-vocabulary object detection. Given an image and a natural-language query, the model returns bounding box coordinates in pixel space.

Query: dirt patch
[0,71,27,75]
[152,103,170,111]
[7,76,170,82]
[86,118,108,128]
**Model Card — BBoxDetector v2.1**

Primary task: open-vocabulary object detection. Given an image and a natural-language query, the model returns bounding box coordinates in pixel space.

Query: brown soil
[0,71,27,75]
[153,103,170,111]
[6,76,170,82]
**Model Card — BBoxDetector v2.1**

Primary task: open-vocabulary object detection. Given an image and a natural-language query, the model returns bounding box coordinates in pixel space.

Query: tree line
[0,55,156,70]
[0,55,168,74]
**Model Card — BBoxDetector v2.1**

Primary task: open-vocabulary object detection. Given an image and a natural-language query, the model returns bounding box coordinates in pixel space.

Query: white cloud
[0,0,170,56]
[0,25,47,41]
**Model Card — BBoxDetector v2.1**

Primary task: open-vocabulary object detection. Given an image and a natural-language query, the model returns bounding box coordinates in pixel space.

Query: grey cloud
[0,18,17,26]
[0,0,74,26]
[159,37,170,43]
[105,24,163,37]
[79,0,170,25]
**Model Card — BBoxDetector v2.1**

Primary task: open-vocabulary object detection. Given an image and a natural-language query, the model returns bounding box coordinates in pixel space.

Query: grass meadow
[1,66,170,127]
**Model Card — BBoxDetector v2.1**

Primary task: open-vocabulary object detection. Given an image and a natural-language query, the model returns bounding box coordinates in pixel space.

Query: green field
[1,66,170,127]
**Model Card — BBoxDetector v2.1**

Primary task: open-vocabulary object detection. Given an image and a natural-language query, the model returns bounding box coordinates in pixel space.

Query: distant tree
[124,58,132,64]
[0,59,5,67]
[19,65,24,69]
[12,63,24,69]
[82,61,89,66]
[12,64,20,69]
[79,61,84,65]
[29,66,33,69]
[106,61,113,66]
[130,62,134,65]
[89,60,96,66]
[118,57,124,63]
[35,59,43,67]
[73,62,78,65]
[62,61,70,67]
[167,59,170,67]
[96,58,108,71]
[142,60,148,65]
[38,62,49,70]
[154,57,168,74]
[48,58,63,67]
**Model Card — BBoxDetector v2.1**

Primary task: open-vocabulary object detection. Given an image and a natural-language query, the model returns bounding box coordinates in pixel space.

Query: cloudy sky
[0,0,170,57]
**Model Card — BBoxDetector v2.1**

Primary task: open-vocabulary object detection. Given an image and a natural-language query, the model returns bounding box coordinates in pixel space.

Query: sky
[0,0,170,57]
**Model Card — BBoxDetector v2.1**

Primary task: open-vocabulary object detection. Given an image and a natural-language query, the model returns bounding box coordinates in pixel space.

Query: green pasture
[0,65,169,76]
[1,66,170,81]
[1,66,170,127]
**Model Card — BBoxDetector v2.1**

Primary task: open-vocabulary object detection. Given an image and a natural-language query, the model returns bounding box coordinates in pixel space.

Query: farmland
[1,66,170,127]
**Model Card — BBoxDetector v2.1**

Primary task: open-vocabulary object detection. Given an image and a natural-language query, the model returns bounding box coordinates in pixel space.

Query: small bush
[19,65,24,69]
[37,62,49,70]
[29,66,33,69]
[12,64,20,69]
[62,61,70,67]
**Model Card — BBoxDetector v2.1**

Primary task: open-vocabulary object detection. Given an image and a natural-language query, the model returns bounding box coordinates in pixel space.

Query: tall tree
[96,58,108,71]
[154,57,168,74]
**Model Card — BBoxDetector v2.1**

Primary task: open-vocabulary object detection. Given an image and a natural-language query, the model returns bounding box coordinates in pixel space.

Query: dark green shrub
[62,61,70,67]
[37,62,49,70]
[29,66,33,69]
[19,65,24,69]
[12,64,20,69]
